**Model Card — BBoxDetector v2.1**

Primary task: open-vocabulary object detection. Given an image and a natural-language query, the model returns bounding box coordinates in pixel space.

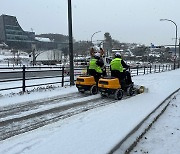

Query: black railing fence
[0,63,179,93]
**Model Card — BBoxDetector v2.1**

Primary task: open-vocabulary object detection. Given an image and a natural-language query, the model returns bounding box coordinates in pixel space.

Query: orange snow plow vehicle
[98,77,146,100]
[75,75,98,95]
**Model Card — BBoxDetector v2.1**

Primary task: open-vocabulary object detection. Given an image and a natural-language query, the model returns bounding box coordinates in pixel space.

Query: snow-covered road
[0,69,179,154]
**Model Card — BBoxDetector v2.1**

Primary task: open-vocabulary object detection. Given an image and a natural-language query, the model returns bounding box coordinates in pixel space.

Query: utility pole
[160,19,178,69]
[68,0,74,85]
[179,38,180,67]
[172,38,180,67]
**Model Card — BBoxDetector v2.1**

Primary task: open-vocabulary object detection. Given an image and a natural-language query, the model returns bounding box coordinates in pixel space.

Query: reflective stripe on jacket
[110,58,124,72]
[89,58,102,73]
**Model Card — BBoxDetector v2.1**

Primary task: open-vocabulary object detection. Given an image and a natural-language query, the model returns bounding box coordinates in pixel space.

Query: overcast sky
[0,0,180,46]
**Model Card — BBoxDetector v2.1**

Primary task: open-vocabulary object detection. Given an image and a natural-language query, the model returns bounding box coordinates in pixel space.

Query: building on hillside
[0,14,60,51]
[0,14,35,50]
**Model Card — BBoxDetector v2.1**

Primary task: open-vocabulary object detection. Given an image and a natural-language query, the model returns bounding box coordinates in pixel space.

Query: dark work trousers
[88,69,102,85]
[124,71,133,85]
[111,70,132,85]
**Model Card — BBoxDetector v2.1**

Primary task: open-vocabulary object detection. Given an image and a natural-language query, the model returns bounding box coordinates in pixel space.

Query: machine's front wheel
[127,86,134,96]
[90,85,98,95]
[114,89,123,100]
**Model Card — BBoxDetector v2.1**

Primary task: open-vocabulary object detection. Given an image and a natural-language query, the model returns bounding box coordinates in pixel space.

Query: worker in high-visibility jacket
[89,52,104,83]
[110,52,132,85]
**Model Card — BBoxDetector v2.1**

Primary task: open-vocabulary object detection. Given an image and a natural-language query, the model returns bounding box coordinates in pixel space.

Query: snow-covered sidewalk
[0,69,179,154]
[131,91,180,154]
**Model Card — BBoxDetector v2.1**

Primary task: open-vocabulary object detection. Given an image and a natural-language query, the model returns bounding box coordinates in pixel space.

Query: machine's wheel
[127,86,134,96]
[90,85,98,95]
[114,89,123,100]
[100,92,108,98]
[78,89,85,93]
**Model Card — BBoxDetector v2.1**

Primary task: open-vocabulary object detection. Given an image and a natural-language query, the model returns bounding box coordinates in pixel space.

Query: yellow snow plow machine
[76,75,98,95]
[98,77,146,100]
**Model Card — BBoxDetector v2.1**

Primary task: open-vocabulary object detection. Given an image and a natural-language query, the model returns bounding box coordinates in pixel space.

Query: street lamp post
[179,38,180,67]
[91,31,101,45]
[160,19,178,69]
[68,0,74,85]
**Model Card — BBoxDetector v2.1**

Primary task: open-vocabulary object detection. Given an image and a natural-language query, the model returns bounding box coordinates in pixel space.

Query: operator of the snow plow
[88,48,104,83]
[110,52,133,85]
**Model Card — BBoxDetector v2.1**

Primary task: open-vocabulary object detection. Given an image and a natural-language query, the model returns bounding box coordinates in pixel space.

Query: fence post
[150,65,152,73]
[159,65,161,72]
[136,66,139,75]
[162,65,164,71]
[154,65,156,73]
[22,65,26,92]
[144,66,146,74]
[61,66,64,87]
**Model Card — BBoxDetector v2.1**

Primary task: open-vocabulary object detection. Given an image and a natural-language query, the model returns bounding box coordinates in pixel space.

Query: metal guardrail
[0,63,179,93]
[130,64,173,76]
[105,64,174,76]
[0,65,82,92]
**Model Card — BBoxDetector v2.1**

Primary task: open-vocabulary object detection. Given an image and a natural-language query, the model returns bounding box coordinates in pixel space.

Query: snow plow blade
[133,85,148,94]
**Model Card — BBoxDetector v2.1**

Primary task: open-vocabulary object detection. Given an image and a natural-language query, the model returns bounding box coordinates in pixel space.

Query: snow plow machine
[98,77,146,100]
[76,75,98,95]
[75,48,147,98]
[76,75,146,100]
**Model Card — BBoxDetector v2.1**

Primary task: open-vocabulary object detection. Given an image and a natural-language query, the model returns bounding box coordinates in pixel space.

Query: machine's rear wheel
[114,89,123,100]
[100,92,108,98]
[90,85,98,95]
[127,86,134,96]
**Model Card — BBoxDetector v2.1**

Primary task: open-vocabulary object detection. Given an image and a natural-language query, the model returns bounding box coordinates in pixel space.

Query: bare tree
[103,32,113,56]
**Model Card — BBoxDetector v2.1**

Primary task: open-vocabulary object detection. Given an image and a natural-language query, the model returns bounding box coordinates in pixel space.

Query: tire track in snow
[0,93,134,141]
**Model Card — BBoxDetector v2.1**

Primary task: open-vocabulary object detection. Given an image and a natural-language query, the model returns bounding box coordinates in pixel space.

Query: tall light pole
[91,31,101,45]
[179,38,180,67]
[68,0,74,85]
[160,19,178,69]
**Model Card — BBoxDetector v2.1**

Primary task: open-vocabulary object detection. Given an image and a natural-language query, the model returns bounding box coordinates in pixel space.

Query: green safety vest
[89,58,102,73]
[110,58,124,72]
